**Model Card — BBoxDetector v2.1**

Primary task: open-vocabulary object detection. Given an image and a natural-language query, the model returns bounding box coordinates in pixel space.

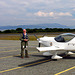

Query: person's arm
[20,34,24,41]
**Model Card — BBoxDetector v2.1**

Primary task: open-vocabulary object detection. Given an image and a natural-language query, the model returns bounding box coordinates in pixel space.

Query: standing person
[20,29,29,58]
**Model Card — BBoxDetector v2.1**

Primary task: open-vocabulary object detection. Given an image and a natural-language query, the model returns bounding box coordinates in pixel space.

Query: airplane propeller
[34,34,41,47]
[34,34,47,47]
[42,33,46,37]
[34,34,39,40]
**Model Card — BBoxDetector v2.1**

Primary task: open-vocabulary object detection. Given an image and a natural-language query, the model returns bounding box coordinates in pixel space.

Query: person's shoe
[25,56,29,58]
[21,57,24,59]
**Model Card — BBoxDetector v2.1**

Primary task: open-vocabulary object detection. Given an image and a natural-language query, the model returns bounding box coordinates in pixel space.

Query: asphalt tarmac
[0,40,75,75]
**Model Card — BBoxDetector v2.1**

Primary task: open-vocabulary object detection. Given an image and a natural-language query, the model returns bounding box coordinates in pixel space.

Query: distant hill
[0,23,72,30]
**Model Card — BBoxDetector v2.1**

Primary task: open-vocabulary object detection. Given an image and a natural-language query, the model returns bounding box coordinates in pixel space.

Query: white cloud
[0,1,9,7]
[0,0,75,26]
[49,12,54,16]
[34,11,72,17]
[11,0,29,6]
[72,19,75,20]
[58,12,72,16]
[34,11,48,17]
[0,0,28,16]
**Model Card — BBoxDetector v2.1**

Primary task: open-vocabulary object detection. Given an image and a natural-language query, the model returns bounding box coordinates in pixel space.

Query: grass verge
[0,34,57,40]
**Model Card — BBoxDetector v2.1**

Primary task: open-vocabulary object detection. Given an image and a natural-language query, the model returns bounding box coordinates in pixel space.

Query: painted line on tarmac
[54,54,75,75]
[0,55,20,59]
[0,59,51,73]
[0,52,74,74]
[0,47,8,48]
[0,46,36,53]
[55,66,75,75]
[0,51,40,59]
[0,46,20,49]
[0,49,20,53]
[0,53,69,73]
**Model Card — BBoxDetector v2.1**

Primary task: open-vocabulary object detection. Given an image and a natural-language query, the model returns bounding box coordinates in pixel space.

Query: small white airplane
[35,33,75,60]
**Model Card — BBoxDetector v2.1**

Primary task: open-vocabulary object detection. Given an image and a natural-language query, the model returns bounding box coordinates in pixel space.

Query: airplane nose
[37,38,42,47]
[37,38,42,43]
[37,38,40,41]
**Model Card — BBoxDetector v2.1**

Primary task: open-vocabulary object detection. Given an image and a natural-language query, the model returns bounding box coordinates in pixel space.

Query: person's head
[23,29,26,33]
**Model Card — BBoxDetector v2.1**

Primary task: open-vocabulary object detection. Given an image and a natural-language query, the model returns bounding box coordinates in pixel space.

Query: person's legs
[21,49,24,58]
[21,42,25,58]
[25,49,29,58]
[25,41,29,58]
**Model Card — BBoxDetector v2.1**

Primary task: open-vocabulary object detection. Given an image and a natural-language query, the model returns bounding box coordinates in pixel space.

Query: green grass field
[0,34,57,40]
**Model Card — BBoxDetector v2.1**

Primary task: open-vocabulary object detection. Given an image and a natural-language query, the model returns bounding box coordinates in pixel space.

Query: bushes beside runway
[0,28,75,33]
[0,28,75,40]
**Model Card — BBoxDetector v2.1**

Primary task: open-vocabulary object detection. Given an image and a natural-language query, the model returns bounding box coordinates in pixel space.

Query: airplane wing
[36,46,64,52]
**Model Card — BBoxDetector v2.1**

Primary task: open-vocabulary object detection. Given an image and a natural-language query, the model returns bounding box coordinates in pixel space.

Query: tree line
[0,28,75,33]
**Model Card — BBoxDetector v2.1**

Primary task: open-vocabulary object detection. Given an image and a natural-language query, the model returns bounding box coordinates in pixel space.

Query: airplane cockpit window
[55,35,65,42]
[55,33,75,42]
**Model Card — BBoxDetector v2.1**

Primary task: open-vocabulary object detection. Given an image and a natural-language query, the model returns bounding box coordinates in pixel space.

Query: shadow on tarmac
[18,56,52,67]
[18,53,75,68]
[58,53,75,59]
[63,55,75,59]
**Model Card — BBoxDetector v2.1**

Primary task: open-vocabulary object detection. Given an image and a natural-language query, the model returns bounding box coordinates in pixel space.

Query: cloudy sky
[0,0,75,26]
